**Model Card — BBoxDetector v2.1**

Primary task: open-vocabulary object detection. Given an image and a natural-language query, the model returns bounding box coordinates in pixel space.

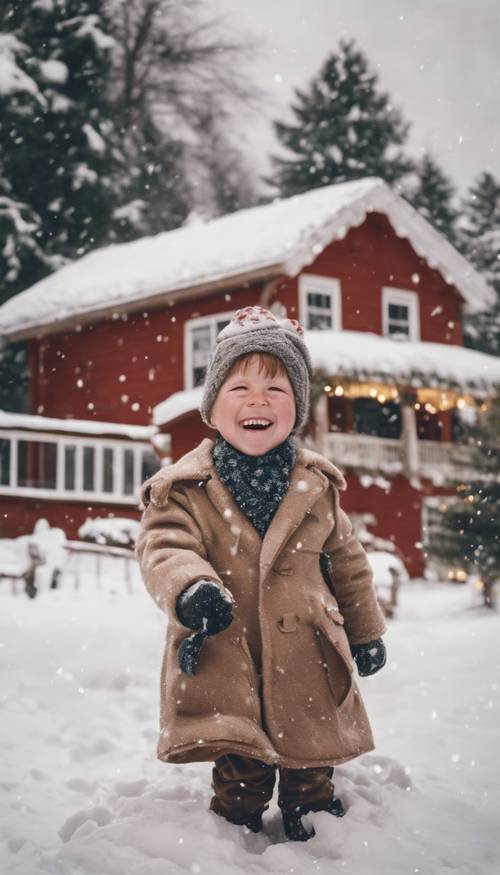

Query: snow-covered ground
[1,565,499,875]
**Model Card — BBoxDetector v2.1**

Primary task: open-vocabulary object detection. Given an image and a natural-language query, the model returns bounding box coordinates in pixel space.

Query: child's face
[209,356,296,455]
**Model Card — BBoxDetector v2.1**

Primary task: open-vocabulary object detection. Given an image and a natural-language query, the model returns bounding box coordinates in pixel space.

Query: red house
[1,177,499,575]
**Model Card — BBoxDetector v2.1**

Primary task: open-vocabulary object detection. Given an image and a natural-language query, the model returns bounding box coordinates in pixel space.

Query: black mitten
[176,580,234,635]
[176,580,234,677]
[350,638,386,677]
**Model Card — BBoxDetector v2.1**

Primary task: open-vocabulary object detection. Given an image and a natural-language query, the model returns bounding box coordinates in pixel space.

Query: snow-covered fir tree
[267,38,415,197]
[404,151,459,245]
[458,171,500,357]
[0,0,122,410]
[426,396,500,607]
[0,0,119,298]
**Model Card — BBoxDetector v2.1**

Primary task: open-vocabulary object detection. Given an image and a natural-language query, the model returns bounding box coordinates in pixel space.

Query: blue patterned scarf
[212,433,297,537]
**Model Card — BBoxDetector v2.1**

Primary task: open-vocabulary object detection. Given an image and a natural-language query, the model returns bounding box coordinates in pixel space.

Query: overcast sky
[207,0,500,197]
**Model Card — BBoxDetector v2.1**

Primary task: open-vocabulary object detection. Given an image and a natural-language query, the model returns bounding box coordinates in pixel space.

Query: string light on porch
[320,379,485,414]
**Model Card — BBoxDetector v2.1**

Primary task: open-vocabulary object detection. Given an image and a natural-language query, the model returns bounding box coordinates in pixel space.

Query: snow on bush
[78,517,140,549]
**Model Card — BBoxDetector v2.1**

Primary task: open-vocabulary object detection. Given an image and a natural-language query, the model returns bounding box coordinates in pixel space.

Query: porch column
[400,395,420,478]
[313,391,329,456]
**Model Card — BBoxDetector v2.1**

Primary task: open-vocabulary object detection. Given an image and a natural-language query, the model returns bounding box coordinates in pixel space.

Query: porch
[307,329,500,484]
[323,431,473,484]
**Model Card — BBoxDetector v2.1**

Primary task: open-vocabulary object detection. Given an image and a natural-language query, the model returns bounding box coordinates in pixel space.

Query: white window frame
[184,310,235,389]
[0,430,158,505]
[382,287,420,341]
[298,274,342,331]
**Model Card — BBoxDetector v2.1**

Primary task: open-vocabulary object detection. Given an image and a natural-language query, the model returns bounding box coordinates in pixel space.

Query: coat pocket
[314,616,354,709]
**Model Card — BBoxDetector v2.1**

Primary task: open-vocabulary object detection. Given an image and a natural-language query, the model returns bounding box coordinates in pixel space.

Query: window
[353,399,401,439]
[299,275,341,330]
[382,288,420,341]
[0,438,11,486]
[17,440,57,489]
[141,449,159,482]
[0,431,157,503]
[123,448,135,495]
[185,312,233,388]
[64,445,76,490]
[102,447,114,493]
[83,446,95,491]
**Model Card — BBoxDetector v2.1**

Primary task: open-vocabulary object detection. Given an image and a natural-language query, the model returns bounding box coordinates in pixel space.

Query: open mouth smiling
[239,418,273,430]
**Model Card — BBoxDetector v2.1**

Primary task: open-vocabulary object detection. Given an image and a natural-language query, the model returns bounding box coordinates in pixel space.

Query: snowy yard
[1,568,499,875]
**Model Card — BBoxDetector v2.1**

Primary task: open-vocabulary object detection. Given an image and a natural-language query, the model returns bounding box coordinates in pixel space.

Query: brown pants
[209,754,335,819]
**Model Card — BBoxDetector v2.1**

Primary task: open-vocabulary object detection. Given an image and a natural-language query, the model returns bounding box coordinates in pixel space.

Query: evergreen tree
[0,0,120,296]
[404,151,459,245]
[426,397,500,607]
[268,38,415,197]
[0,0,121,410]
[458,172,500,357]
[110,114,190,240]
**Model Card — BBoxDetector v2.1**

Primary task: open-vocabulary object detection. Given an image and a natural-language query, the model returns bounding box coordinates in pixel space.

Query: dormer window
[299,275,342,330]
[185,312,233,388]
[382,288,420,341]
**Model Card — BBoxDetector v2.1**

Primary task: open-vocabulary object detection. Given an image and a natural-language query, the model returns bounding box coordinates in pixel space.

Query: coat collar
[140,437,346,579]
[141,437,346,506]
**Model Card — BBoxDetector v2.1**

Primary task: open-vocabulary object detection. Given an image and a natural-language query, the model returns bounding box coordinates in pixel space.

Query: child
[136,306,387,841]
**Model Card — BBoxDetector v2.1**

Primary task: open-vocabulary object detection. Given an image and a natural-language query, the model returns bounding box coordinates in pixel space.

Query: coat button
[278,613,299,632]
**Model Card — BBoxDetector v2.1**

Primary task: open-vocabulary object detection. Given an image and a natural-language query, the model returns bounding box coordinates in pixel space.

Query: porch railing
[324,432,474,481]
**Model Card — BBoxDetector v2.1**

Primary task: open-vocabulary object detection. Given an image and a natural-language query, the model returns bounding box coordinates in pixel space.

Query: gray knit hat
[200,306,313,433]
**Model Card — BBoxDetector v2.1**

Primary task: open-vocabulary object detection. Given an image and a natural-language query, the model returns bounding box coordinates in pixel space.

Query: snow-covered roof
[0,410,154,440]
[152,330,500,427]
[0,177,493,341]
[152,386,203,428]
[307,330,500,396]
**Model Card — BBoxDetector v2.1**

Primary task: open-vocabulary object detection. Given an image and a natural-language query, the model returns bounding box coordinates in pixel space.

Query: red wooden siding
[31,284,265,424]
[341,473,453,578]
[275,213,463,344]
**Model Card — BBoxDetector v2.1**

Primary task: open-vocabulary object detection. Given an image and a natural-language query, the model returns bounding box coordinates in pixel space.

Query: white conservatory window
[382,288,420,341]
[0,432,159,504]
[298,275,342,330]
[185,311,234,388]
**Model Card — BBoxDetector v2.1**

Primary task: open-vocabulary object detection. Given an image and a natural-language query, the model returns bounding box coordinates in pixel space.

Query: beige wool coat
[136,437,387,769]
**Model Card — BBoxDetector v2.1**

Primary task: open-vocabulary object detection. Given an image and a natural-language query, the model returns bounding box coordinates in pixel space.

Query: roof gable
[0,177,493,341]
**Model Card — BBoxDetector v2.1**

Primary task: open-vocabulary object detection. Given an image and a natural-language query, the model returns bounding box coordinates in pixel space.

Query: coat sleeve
[322,488,387,646]
[135,483,224,619]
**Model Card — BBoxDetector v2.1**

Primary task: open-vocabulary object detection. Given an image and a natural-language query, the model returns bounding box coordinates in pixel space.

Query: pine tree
[404,151,459,245]
[0,0,119,300]
[268,38,415,197]
[0,0,123,410]
[458,172,500,357]
[426,397,500,607]
[110,114,190,240]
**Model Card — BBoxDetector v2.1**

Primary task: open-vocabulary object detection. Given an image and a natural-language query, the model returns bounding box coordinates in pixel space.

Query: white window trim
[0,430,156,505]
[184,310,235,390]
[382,287,420,341]
[298,274,342,331]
